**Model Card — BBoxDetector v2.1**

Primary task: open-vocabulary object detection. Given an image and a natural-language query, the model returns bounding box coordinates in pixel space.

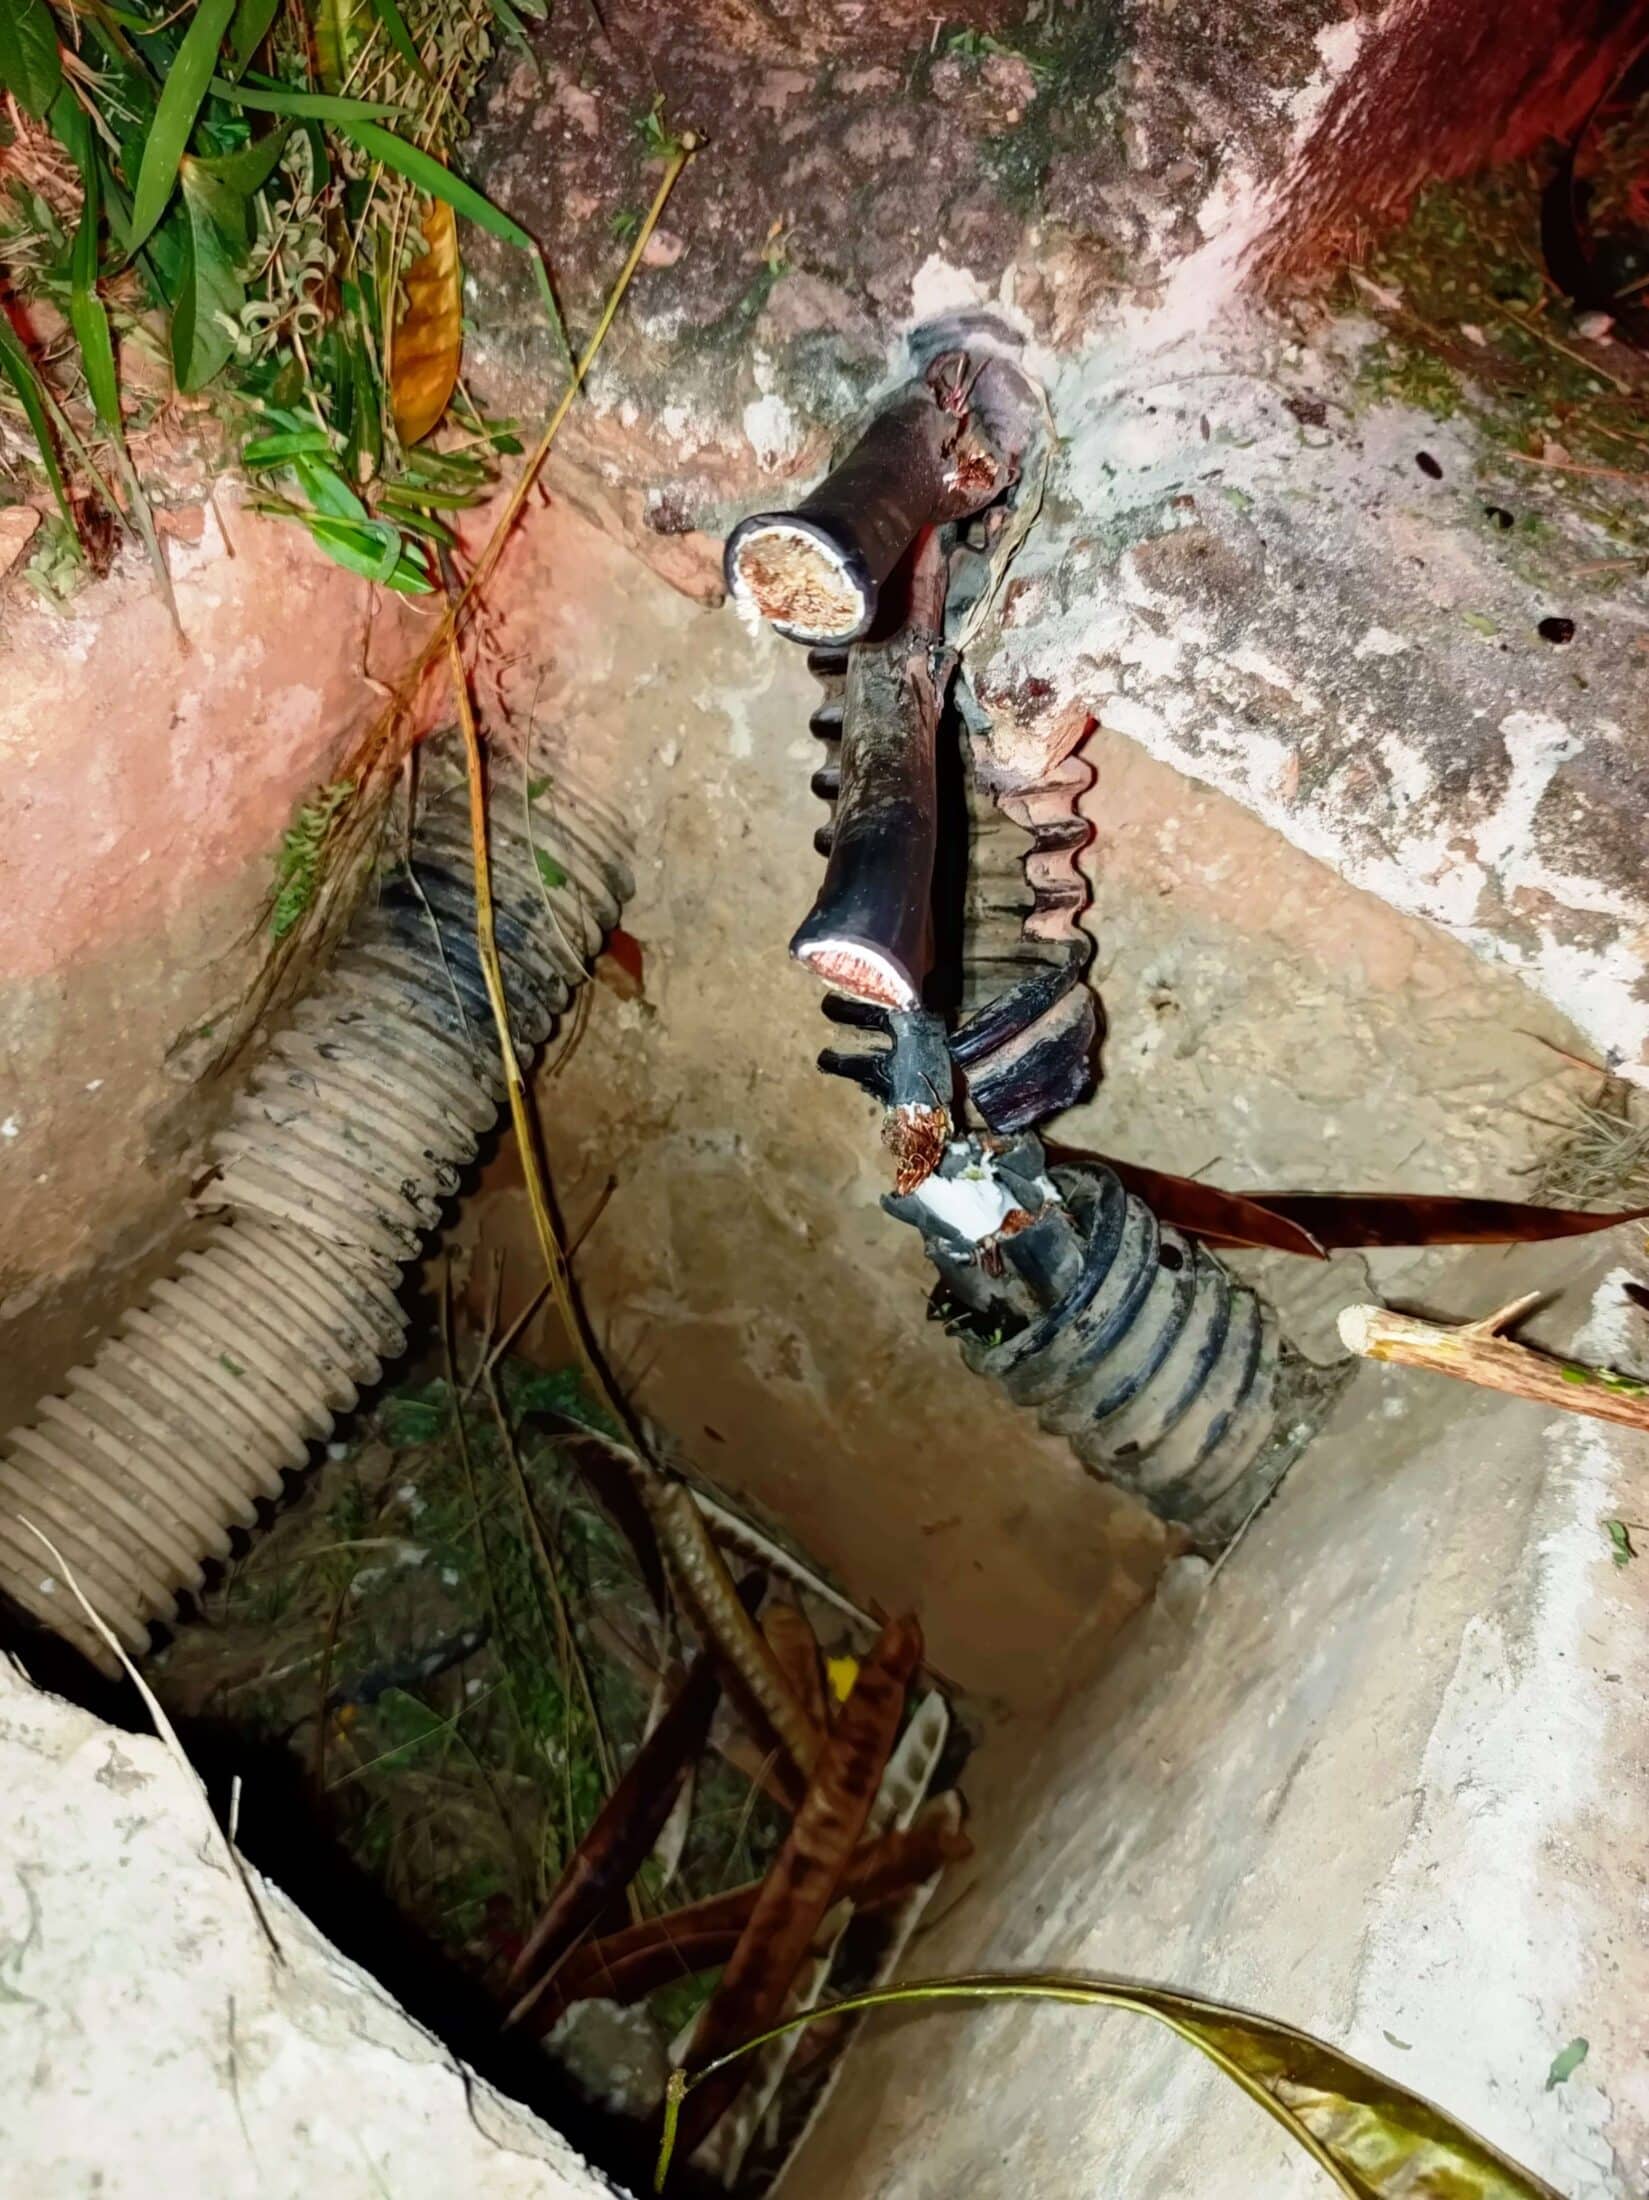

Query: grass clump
[270,778,354,937]
[1533,1077,1649,1208]
[1345,158,1649,562]
[148,1353,785,2012]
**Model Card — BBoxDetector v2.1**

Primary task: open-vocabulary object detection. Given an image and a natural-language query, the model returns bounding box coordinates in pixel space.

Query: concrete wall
[784,1238,1649,2199]
[0,495,419,1429]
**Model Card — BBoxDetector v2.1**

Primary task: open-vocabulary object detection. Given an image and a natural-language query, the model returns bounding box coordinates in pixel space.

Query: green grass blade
[0,315,76,538]
[337,122,534,248]
[63,133,123,431]
[488,0,533,61]
[0,0,63,119]
[127,0,238,253]
[364,0,425,77]
[69,265,122,432]
[210,75,399,120]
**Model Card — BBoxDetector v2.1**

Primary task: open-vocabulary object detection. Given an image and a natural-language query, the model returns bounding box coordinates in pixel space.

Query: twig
[1495,300,1630,394]
[462,1174,617,1404]
[1504,450,1649,485]
[16,1518,285,1966]
[1514,1029,1610,1077]
[1338,1298,1649,1431]
[445,623,628,1434]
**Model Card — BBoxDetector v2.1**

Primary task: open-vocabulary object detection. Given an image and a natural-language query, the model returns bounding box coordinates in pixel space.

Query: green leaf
[169,198,242,390]
[312,0,368,90]
[380,504,456,547]
[0,315,75,536]
[294,453,369,522]
[376,476,480,511]
[297,511,404,583]
[397,445,487,481]
[243,427,334,464]
[127,0,239,254]
[209,74,398,120]
[382,546,433,592]
[0,0,62,120]
[1545,2037,1588,2090]
[1604,1518,1635,1567]
[489,0,534,59]
[525,774,553,800]
[70,251,123,433]
[189,120,291,200]
[55,101,123,435]
[225,0,280,76]
[534,847,568,890]
[343,313,382,481]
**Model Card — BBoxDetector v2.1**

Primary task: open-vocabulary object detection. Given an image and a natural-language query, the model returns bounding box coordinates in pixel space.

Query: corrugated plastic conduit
[0,750,631,1671]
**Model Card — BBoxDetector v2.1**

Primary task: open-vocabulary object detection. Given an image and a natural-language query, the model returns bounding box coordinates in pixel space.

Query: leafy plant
[945,26,1043,74]
[635,92,685,165]
[0,0,564,594]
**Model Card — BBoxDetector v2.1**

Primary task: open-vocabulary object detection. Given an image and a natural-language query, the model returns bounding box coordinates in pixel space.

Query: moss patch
[946,4,1126,216]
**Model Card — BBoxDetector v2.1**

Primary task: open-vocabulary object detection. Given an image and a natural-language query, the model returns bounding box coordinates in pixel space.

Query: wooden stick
[1338,1298,1649,1432]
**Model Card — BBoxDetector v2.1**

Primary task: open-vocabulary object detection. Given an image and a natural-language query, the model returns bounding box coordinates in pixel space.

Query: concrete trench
[4,2,1649,2195]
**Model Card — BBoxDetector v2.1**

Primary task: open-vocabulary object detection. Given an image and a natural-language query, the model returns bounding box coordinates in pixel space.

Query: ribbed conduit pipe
[0,750,631,1672]
[906,1152,1282,1546]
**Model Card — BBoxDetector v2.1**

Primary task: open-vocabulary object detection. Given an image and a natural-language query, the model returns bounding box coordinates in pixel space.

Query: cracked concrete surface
[0,1657,613,2199]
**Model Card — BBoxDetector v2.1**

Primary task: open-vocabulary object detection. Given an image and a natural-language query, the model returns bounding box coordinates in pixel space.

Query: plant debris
[1544,2036,1589,2091]
[146,1347,956,2191]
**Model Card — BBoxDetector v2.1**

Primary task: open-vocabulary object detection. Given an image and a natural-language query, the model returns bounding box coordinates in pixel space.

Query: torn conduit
[0,750,631,1672]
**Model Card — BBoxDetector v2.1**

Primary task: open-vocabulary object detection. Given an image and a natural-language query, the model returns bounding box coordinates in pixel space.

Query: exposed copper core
[884,1104,950,1196]
[731,528,864,639]
[793,940,915,1011]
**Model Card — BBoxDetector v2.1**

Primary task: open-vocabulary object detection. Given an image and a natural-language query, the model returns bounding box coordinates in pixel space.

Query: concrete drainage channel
[0,354,1335,2198]
[0,726,1311,2197]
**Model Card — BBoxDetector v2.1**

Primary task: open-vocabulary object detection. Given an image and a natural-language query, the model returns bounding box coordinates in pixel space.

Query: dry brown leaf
[390,196,462,447]
[525,1806,973,2032]
[658,1971,1565,2199]
[674,1613,922,2158]
[761,1599,830,1731]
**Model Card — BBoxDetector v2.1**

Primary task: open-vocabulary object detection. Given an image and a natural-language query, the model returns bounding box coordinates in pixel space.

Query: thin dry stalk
[17,1518,286,1965]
